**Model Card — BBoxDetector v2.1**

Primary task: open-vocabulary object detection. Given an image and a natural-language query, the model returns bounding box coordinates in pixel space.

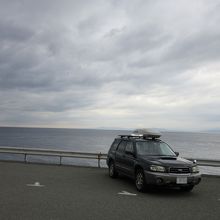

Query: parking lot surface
[0,162,220,220]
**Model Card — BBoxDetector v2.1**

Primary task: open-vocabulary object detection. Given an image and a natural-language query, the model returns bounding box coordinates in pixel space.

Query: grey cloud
[0,20,34,42]
[165,32,220,66]
[0,89,98,113]
[77,15,104,36]
[1,0,220,130]
[117,25,170,54]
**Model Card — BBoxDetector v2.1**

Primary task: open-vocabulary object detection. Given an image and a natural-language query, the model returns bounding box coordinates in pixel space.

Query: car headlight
[192,165,199,173]
[150,165,166,172]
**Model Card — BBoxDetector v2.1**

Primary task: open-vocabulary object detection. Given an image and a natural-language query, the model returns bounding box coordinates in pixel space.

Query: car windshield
[136,141,176,156]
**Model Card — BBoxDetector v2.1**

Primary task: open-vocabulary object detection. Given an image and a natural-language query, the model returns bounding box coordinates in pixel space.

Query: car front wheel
[135,169,146,192]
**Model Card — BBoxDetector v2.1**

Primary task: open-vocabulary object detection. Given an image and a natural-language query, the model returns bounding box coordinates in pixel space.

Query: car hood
[140,156,193,167]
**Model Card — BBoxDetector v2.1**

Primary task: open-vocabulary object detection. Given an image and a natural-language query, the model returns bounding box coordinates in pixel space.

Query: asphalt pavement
[0,161,220,220]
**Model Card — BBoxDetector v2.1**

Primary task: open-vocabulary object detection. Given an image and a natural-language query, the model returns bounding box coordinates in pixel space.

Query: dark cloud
[0,20,33,42]
[0,0,220,130]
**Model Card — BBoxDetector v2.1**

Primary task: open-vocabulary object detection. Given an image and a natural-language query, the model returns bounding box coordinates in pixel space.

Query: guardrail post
[24,154,27,163]
[59,156,62,166]
[98,153,101,168]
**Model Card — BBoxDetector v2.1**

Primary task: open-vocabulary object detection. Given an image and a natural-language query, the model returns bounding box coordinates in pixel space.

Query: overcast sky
[0,0,220,131]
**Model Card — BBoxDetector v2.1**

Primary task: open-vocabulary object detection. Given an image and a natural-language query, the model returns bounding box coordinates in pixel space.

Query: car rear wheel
[109,161,118,178]
[135,169,146,192]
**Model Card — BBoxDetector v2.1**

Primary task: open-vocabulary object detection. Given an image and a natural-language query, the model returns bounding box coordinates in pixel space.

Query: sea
[0,127,220,175]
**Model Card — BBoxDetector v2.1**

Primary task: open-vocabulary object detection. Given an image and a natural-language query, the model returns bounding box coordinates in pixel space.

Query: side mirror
[175,152,179,157]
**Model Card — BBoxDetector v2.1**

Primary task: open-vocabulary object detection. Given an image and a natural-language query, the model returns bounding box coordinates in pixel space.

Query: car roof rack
[118,135,142,139]
[118,134,160,140]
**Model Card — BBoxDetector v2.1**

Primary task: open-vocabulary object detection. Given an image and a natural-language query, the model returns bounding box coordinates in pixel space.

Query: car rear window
[117,140,127,153]
[110,139,121,151]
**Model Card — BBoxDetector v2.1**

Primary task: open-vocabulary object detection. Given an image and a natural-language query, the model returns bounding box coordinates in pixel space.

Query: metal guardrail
[0,146,107,168]
[186,158,220,167]
[0,146,220,168]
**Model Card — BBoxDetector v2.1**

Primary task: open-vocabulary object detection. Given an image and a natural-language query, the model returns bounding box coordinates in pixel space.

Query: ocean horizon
[0,126,220,157]
[0,127,220,175]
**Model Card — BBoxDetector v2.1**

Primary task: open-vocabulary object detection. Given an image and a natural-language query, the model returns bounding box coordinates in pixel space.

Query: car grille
[169,167,190,174]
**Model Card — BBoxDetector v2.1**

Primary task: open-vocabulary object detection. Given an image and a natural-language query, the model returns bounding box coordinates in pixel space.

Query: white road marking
[26,182,45,187]
[118,191,137,196]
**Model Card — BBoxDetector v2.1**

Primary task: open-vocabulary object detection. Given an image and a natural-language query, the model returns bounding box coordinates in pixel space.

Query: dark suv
[106,130,201,192]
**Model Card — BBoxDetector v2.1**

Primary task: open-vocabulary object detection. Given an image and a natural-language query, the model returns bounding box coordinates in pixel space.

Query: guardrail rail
[0,146,220,168]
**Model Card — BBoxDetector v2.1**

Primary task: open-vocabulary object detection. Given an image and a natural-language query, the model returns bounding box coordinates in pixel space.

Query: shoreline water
[0,127,220,158]
[0,127,220,175]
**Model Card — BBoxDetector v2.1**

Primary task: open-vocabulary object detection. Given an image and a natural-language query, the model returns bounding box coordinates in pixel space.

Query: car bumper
[144,171,201,186]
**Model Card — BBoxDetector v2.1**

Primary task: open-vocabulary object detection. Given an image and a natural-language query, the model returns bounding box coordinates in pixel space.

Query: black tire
[180,185,194,192]
[135,169,146,192]
[109,161,118,178]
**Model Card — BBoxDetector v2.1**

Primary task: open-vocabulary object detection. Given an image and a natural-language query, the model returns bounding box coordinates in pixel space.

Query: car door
[123,141,136,177]
[115,140,127,173]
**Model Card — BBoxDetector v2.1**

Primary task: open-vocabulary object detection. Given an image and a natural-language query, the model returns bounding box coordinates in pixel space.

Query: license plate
[176,177,187,184]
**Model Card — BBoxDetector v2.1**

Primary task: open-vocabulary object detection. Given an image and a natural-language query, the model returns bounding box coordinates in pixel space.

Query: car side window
[125,141,134,153]
[110,139,120,151]
[117,140,127,153]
